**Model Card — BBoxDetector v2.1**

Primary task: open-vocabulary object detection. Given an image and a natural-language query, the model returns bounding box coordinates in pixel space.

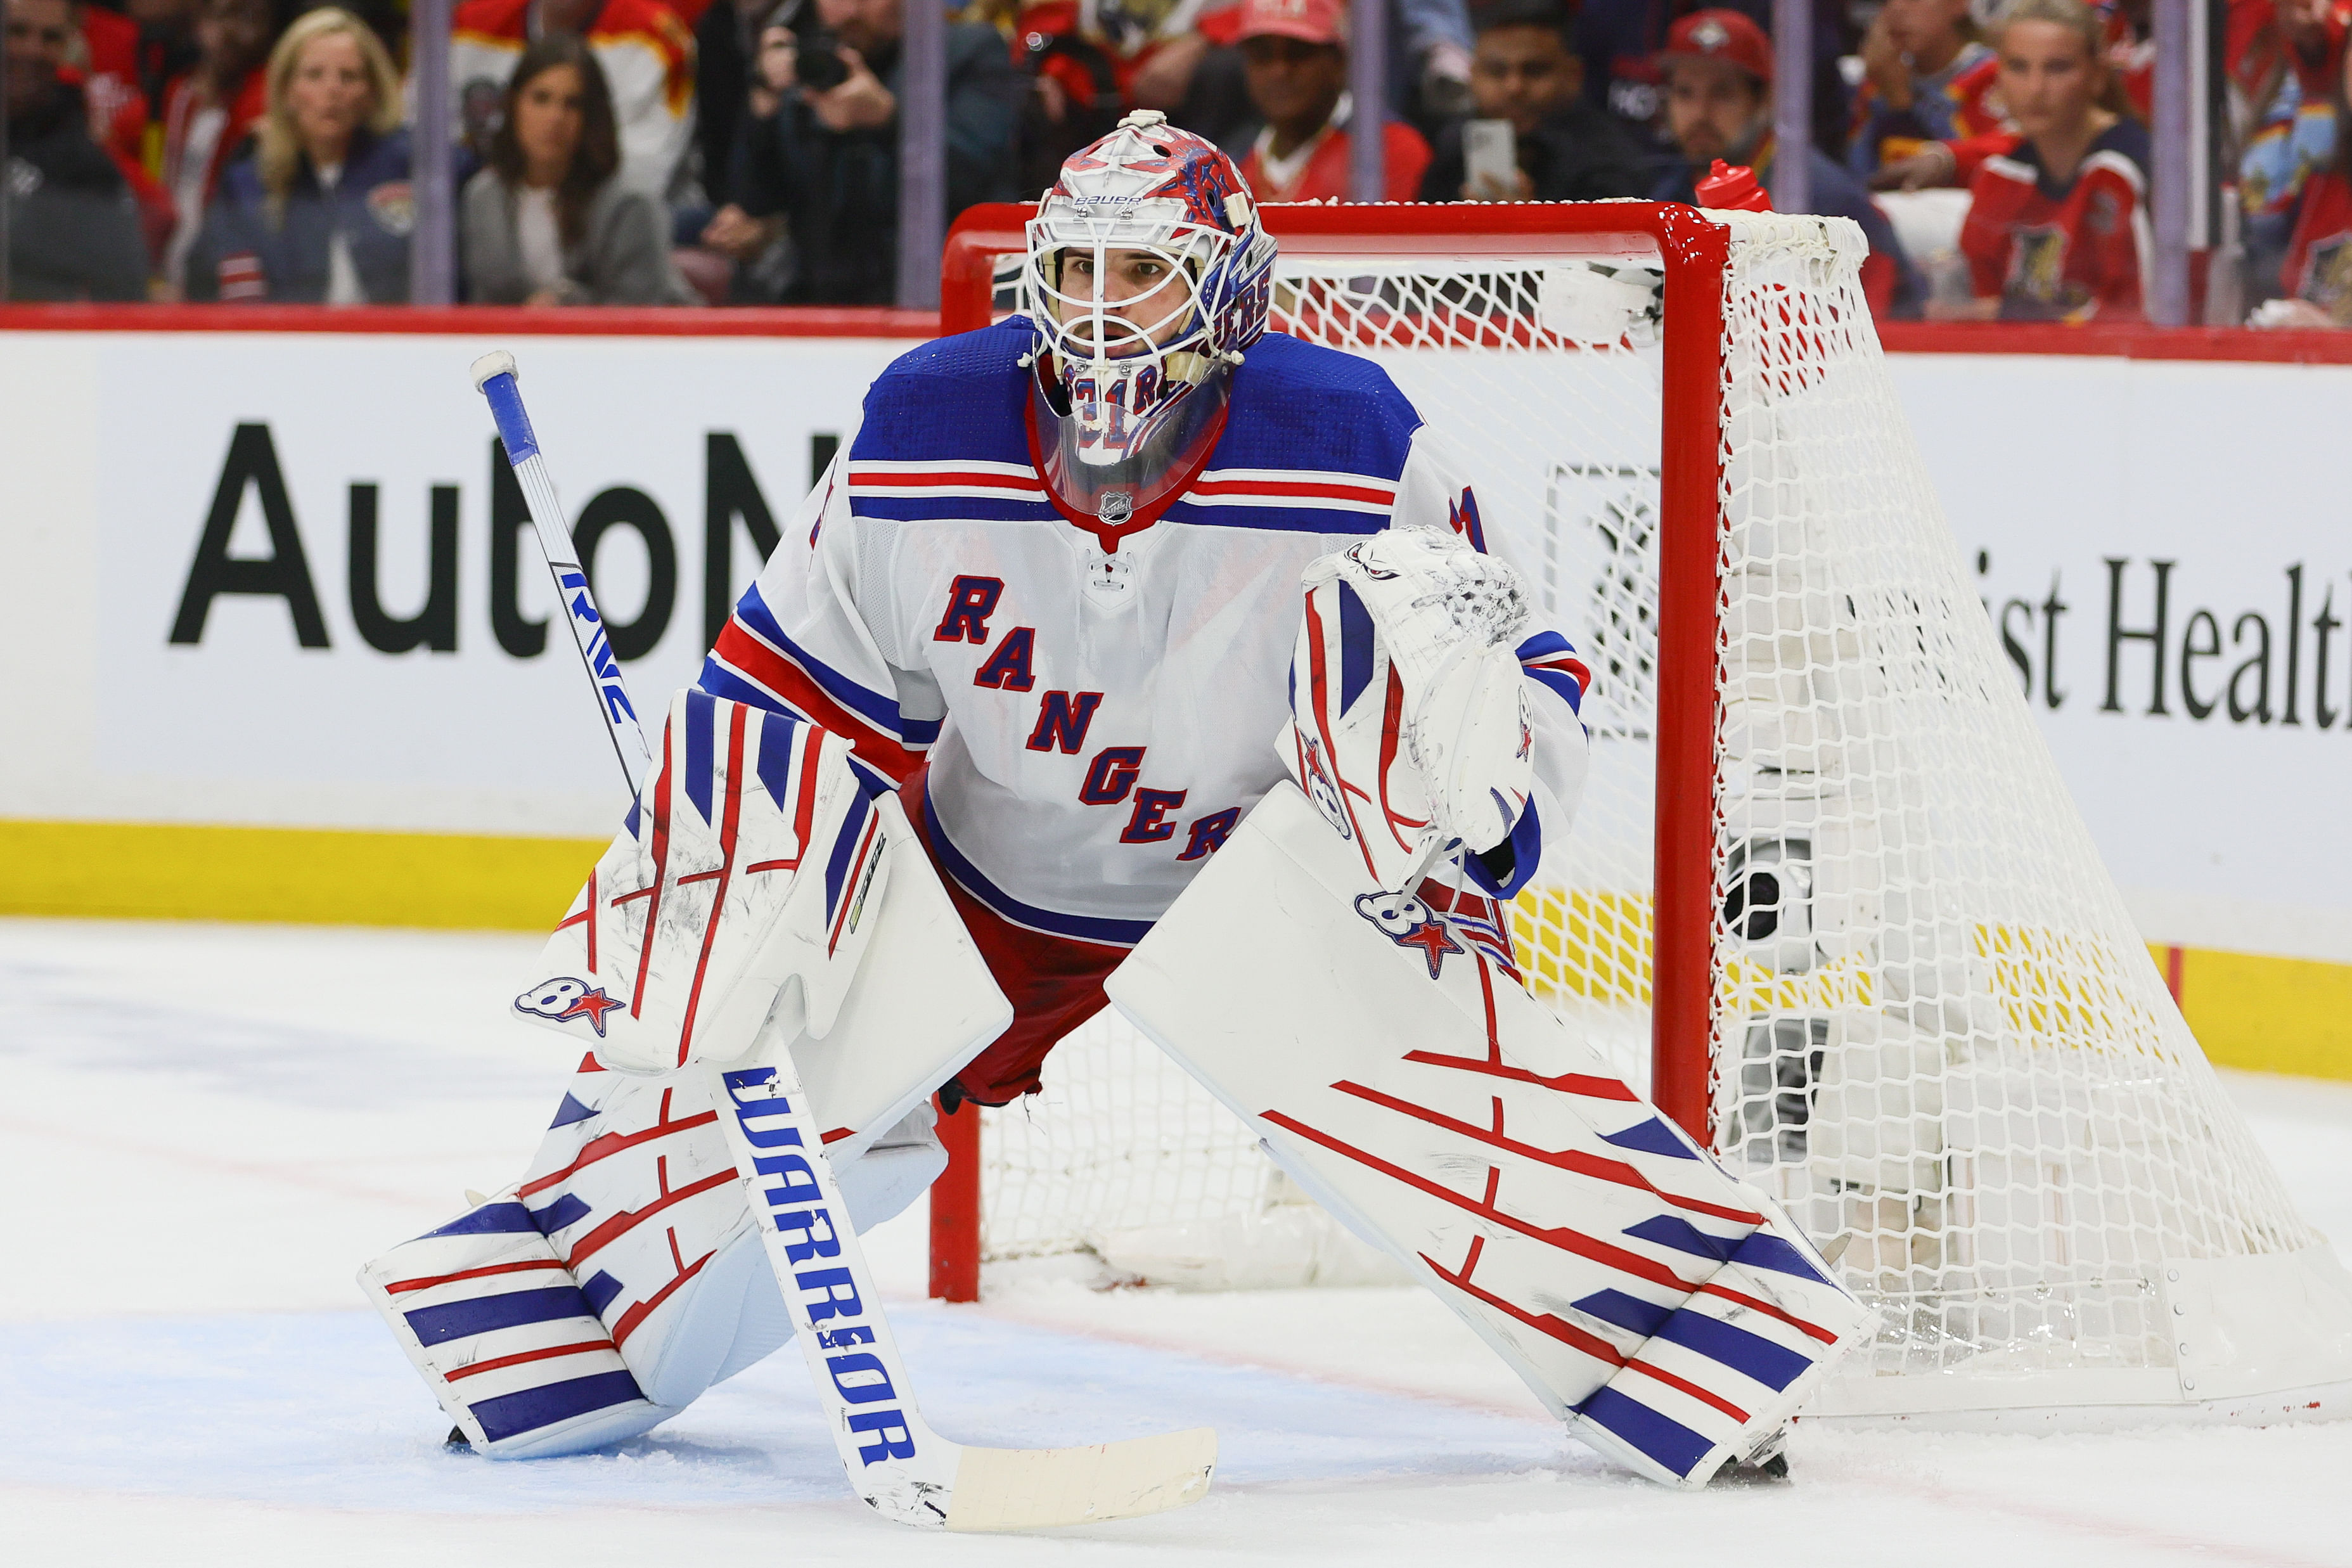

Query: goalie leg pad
[358,1192,669,1459]
[1105,781,1876,1489]
[376,694,1012,1453]
[1565,1216,1863,1485]
[514,694,1009,1160]
[362,1057,947,1454]
[361,1064,755,1455]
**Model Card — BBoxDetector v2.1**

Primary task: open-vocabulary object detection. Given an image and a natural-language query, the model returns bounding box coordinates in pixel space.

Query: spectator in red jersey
[1648,10,1919,313]
[1035,0,1219,119]
[4,0,149,297]
[74,0,148,164]
[1014,0,1130,194]
[1010,0,1264,170]
[1849,0,2015,190]
[2233,0,2349,302]
[1230,0,1430,202]
[156,0,269,297]
[2252,25,2352,323]
[1116,0,1224,119]
[68,0,176,262]
[1946,0,2149,321]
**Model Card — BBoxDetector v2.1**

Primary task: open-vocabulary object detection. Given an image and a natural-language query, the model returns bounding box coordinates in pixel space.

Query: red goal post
[927,201,1738,1302]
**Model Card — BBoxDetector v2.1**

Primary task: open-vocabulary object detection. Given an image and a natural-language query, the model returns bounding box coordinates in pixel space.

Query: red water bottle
[1694,158,1771,212]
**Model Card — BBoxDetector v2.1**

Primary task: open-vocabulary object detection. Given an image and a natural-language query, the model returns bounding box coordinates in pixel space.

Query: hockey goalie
[360,110,1872,1491]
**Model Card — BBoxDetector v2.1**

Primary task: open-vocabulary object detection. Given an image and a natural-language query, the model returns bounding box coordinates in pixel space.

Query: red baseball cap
[1659,9,1773,86]
[1237,0,1346,46]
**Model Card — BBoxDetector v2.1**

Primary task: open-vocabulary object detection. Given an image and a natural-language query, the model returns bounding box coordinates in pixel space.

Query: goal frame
[926,200,1738,1303]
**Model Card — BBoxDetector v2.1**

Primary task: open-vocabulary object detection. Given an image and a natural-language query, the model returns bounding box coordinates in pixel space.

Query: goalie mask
[1024,110,1278,538]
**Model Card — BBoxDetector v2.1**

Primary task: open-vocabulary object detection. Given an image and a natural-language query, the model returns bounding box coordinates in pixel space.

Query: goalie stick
[468,350,1216,1531]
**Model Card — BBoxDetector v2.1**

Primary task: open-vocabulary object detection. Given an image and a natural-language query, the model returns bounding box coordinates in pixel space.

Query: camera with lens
[793,25,851,91]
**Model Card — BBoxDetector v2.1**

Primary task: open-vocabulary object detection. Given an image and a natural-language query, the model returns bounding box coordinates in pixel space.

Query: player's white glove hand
[1290,526,1535,885]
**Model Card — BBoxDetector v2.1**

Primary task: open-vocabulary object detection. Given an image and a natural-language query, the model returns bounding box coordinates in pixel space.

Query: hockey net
[934,203,2352,1421]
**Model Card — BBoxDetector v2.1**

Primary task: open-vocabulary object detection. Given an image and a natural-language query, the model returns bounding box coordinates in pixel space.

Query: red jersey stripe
[1187,477,1396,504]
[710,628,923,783]
[849,470,1045,492]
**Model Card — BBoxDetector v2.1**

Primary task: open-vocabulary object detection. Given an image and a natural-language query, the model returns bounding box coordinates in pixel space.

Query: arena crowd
[4,0,2348,325]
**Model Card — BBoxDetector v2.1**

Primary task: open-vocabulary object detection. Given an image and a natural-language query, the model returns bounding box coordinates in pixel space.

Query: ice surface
[3,918,2349,1568]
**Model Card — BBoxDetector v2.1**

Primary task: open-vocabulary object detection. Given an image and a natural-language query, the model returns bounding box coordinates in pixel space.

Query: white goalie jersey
[698,318,1594,956]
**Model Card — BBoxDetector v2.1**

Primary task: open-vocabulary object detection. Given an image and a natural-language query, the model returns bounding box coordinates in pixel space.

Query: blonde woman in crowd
[187,6,413,303]
[1946,0,2149,321]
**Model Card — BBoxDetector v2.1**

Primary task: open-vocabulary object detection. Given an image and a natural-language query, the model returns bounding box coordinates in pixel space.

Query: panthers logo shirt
[1960,119,2152,321]
[2284,168,2352,321]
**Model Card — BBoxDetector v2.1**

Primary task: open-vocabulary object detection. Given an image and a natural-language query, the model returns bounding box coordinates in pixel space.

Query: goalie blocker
[361,691,1014,1458]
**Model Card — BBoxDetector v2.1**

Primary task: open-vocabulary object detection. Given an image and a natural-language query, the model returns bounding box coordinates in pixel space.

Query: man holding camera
[701,0,1020,303]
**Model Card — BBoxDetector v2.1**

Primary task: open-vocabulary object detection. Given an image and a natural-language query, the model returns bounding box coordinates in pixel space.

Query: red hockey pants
[901,769,1128,1105]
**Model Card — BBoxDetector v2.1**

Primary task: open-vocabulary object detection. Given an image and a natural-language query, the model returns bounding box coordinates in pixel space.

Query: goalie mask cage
[925,201,2352,1425]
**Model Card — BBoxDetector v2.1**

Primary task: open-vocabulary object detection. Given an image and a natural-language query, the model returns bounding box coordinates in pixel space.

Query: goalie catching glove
[1283,525,1543,892]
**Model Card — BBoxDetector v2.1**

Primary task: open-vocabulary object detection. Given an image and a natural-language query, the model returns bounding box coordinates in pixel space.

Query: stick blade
[942,1427,1217,1533]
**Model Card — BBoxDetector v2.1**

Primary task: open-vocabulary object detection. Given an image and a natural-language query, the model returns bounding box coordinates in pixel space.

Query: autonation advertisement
[4,330,900,839]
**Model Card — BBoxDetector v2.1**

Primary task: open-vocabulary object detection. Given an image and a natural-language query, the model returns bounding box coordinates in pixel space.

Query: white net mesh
[982,1025,1275,1259]
[973,210,2330,1410]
